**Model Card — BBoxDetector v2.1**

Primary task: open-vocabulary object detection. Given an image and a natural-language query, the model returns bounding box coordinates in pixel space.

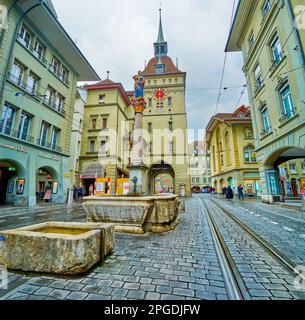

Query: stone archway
[261,146,305,203]
[148,162,175,195]
[36,166,59,203]
[0,159,27,205]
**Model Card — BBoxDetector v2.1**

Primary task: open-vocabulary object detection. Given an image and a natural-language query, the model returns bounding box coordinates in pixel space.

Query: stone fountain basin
[0,222,115,275]
[83,195,181,234]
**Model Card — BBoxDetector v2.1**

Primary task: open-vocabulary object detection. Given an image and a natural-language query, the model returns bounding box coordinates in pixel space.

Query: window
[18,112,31,140]
[302,163,305,174]
[196,177,200,184]
[100,141,106,154]
[45,86,56,106]
[91,118,97,129]
[280,83,295,119]
[148,122,152,133]
[261,107,271,133]
[27,72,39,95]
[168,97,172,107]
[289,164,297,174]
[169,121,173,132]
[33,39,44,61]
[19,26,32,48]
[254,64,263,88]
[89,140,95,153]
[169,141,174,154]
[249,32,255,48]
[102,118,107,129]
[244,128,253,138]
[61,66,69,84]
[99,95,105,104]
[56,94,65,112]
[262,0,271,17]
[51,56,60,75]
[51,127,60,149]
[192,177,196,184]
[79,119,83,132]
[148,98,152,108]
[156,102,164,112]
[10,61,24,86]
[271,35,283,65]
[0,104,15,135]
[39,122,50,147]
[244,146,257,163]
[221,154,224,166]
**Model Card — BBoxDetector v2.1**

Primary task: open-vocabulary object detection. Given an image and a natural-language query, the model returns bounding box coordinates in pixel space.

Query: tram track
[197,195,305,300]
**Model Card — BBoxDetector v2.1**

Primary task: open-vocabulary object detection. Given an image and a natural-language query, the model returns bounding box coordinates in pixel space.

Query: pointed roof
[157,9,165,43]
[142,56,184,76]
[94,79,115,86]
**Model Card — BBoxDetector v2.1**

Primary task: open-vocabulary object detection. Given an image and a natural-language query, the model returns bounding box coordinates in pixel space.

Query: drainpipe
[0,0,43,104]
[286,0,305,76]
[0,0,19,50]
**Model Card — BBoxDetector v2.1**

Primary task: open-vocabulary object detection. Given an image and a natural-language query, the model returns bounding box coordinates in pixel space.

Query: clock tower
[141,9,191,197]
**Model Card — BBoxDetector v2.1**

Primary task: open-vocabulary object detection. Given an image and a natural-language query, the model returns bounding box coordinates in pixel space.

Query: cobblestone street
[1,196,305,300]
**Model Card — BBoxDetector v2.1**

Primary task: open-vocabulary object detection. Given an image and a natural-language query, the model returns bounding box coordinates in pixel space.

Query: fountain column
[128,72,148,195]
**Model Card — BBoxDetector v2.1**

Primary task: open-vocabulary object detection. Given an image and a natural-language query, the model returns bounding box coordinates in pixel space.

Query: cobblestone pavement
[200,197,305,300]
[0,198,230,301]
[0,204,86,232]
[207,196,305,266]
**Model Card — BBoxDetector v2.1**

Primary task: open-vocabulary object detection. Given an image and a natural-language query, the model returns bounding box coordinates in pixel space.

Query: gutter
[286,0,305,76]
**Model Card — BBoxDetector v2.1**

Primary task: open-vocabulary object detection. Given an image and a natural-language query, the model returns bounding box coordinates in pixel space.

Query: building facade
[75,10,191,197]
[188,141,211,192]
[226,0,305,203]
[78,79,132,196]
[206,106,261,195]
[0,0,99,206]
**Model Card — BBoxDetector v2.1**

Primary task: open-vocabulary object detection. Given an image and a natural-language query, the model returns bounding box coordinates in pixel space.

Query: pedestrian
[238,184,245,201]
[223,187,228,197]
[78,186,84,202]
[226,186,234,202]
[89,184,94,196]
[73,185,78,202]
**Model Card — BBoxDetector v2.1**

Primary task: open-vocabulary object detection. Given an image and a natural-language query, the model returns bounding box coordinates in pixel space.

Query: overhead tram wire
[214,0,236,115]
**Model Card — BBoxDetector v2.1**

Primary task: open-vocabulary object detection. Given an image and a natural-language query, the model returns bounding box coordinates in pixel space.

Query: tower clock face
[153,88,166,101]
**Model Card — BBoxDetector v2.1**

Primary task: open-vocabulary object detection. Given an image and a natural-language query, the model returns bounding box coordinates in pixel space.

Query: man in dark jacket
[226,186,234,202]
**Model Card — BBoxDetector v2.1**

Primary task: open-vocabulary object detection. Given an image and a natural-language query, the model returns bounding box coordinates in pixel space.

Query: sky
[52,0,249,142]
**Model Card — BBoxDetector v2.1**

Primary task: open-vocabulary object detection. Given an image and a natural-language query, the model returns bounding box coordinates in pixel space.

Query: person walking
[89,184,94,196]
[78,186,84,202]
[73,185,78,203]
[226,186,234,203]
[238,184,245,201]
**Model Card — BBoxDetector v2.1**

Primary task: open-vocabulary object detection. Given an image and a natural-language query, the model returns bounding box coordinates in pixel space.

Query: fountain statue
[81,72,182,234]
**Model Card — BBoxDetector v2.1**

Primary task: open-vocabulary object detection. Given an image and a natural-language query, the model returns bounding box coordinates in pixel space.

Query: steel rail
[196,196,251,300]
[209,197,305,284]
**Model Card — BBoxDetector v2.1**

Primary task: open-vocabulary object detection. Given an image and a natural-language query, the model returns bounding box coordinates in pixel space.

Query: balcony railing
[16,35,48,66]
[279,110,296,123]
[269,53,285,74]
[7,71,41,97]
[43,97,66,117]
[48,65,70,86]
[37,138,62,153]
[0,124,34,143]
[260,127,272,138]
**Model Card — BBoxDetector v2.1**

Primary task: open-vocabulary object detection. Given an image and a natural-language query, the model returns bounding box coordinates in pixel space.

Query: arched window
[244,145,257,163]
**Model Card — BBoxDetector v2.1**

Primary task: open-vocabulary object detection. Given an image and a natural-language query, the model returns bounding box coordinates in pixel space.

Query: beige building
[76,10,191,197]
[206,106,261,195]
[226,0,305,203]
[188,141,211,192]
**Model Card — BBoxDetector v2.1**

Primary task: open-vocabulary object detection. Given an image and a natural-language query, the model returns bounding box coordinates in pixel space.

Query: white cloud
[52,0,248,140]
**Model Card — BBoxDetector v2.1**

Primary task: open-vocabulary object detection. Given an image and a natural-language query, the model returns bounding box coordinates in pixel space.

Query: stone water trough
[0,222,115,275]
[83,194,182,234]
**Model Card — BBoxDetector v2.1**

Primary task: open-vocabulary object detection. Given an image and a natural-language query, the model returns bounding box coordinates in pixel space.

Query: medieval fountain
[82,72,181,234]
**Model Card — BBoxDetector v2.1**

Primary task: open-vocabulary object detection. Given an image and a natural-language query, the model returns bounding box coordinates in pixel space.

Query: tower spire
[154,8,168,59]
[157,8,165,43]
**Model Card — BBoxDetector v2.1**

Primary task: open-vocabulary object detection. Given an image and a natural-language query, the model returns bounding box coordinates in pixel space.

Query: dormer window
[155,63,165,74]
